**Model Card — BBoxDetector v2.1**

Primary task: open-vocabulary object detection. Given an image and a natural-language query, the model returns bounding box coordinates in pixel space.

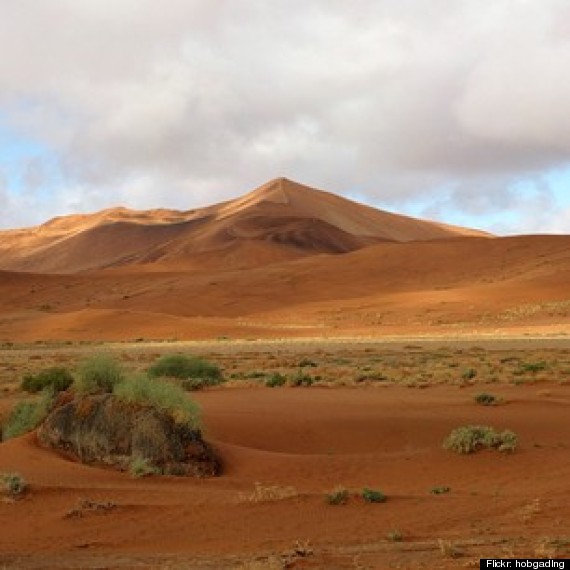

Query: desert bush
[387,529,404,542]
[474,393,498,406]
[1,472,28,497]
[2,389,54,440]
[239,482,298,503]
[265,373,287,388]
[362,488,386,503]
[148,354,222,390]
[289,370,314,387]
[21,367,74,394]
[461,368,477,380]
[443,425,518,454]
[75,354,123,394]
[326,486,349,505]
[114,374,200,429]
[129,455,160,478]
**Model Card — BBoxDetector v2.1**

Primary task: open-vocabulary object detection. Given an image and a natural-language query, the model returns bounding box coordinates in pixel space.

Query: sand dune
[0,178,490,274]
[0,178,568,341]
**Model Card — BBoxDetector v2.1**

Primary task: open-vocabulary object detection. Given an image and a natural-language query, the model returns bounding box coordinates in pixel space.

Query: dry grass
[238,482,298,503]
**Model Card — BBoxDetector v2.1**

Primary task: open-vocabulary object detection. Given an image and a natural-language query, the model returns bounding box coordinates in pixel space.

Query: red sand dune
[0,178,568,341]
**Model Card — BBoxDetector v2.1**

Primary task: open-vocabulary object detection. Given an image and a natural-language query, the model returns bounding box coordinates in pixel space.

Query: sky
[1,0,570,235]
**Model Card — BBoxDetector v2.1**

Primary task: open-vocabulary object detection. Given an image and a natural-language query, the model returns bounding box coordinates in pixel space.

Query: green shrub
[298,358,317,368]
[326,486,349,505]
[462,368,477,380]
[75,354,123,394]
[289,370,314,387]
[21,367,74,394]
[362,488,386,503]
[114,374,200,429]
[474,393,498,406]
[2,389,54,440]
[148,354,222,389]
[443,425,518,454]
[1,472,28,497]
[266,373,287,388]
[129,455,160,478]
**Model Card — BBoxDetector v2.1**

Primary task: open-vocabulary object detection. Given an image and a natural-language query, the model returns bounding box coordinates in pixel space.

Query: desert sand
[0,179,569,568]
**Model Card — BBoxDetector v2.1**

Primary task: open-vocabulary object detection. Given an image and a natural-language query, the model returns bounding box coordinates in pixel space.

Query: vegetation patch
[148,354,222,390]
[1,472,28,498]
[443,425,518,454]
[21,367,74,394]
[265,372,287,388]
[113,374,200,429]
[75,354,123,394]
[474,393,499,406]
[2,389,54,440]
[361,488,386,503]
[326,486,349,505]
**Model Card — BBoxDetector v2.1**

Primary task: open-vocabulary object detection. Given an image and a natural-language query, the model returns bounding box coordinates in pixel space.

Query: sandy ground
[1,340,570,569]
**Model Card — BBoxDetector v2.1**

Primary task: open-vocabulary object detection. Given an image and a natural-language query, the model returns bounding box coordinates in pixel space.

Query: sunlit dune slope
[0,178,490,274]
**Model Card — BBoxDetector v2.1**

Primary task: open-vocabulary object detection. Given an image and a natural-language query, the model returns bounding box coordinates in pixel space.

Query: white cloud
[0,0,569,231]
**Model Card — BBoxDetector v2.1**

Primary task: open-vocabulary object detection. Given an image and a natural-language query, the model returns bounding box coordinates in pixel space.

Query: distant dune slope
[0,178,490,274]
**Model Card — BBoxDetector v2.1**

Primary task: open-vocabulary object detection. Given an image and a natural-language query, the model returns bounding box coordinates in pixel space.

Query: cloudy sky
[1,0,569,234]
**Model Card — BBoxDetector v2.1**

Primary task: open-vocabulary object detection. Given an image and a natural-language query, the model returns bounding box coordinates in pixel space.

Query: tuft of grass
[1,472,28,497]
[474,393,498,406]
[21,367,74,394]
[325,486,349,505]
[2,389,54,440]
[129,455,160,478]
[113,374,201,429]
[75,354,123,394]
[148,354,222,390]
[362,488,386,503]
[265,373,287,388]
[387,529,404,542]
[443,425,518,454]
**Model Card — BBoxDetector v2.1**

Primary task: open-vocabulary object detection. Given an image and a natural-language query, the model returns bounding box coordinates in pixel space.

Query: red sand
[1,384,569,567]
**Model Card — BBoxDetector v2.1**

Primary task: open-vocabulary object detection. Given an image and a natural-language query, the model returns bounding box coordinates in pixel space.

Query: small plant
[21,367,74,394]
[298,358,317,368]
[474,393,498,406]
[461,368,477,381]
[438,539,462,558]
[148,354,222,386]
[430,486,451,495]
[362,488,386,503]
[1,472,28,497]
[289,370,314,387]
[519,361,547,374]
[443,425,518,454]
[326,486,349,505]
[113,374,200,429]
[265,373,287,388]
[129,456,159,478]
[2,389,54,440]
[387,529,404,542]
[75,354,123,394]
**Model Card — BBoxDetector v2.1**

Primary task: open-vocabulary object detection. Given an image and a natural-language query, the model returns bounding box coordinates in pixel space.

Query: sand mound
[37,393,220,477]
[0,177,490,274]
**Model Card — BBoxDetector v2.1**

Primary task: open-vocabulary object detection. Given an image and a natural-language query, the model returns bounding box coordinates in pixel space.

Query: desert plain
[0,179,569,569]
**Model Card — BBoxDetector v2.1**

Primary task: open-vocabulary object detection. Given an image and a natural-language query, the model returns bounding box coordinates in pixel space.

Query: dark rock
[37,393,220,477]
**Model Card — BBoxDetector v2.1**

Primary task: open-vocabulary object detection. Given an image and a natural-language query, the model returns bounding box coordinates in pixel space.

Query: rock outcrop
[37,393,220,477]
